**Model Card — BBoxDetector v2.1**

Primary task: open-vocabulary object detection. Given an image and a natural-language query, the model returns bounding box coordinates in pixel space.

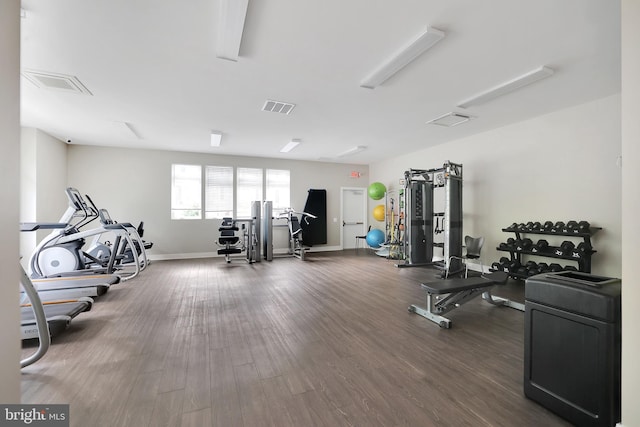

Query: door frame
[340,187,368,249]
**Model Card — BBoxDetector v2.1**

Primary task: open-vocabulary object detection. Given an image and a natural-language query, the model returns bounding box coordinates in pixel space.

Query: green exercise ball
[368,182,386,200]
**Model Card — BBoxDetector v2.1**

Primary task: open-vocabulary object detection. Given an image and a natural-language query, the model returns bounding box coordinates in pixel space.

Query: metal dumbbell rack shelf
[495,223,600,280]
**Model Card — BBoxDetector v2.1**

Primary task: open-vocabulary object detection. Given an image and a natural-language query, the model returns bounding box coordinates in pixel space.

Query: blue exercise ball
[365,228,385,248]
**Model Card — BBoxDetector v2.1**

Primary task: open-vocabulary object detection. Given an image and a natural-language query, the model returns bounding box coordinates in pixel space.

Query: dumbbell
[506,222,518,231]
[566,220,579,233]
[517,266,528,276]
[533,239,549,253]
[560,240,576,255]
[525,221,534,230]
[491,262,502,272]
[536,262,549,274]
[499,257,511,272]
[506,237,516,249]
[509,260,522,273]
[578,221,591,233]
[549,263,563,272]
[577,241,592,253]
[552,221,566,233]
[517,223,527,231]
[543,221,554,231]
[498,242,509,250]
[516,238,533,251]
[532,221,542,231]
[525,261,538,276]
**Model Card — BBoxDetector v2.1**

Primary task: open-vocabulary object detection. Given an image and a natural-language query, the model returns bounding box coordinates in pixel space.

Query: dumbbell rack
[495,223,600,280]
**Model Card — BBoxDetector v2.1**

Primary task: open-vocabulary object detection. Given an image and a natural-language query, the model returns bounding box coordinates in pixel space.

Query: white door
[341,187,367,249]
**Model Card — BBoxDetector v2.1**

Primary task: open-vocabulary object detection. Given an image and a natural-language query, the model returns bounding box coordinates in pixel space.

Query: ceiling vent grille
[426,112,472,127]
[262,100,295,115]
[21,70,93,95]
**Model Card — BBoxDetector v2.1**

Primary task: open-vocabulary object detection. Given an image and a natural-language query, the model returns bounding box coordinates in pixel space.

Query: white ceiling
[19,0,621,165]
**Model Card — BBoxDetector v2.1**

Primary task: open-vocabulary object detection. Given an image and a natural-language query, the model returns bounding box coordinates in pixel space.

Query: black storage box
[524,271,621,427]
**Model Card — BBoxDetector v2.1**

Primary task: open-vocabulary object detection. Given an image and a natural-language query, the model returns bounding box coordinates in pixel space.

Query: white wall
[65,145,369,257]
[20,129,68,265]
[370,94,622,278]
[0,0,22,403]
[621,1,639,425]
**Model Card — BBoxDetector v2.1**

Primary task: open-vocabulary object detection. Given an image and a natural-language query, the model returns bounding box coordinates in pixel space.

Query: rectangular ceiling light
[210,131,222,147]
[216,0,249,61]
[360,26,445,89]
[280,139,300,153]
[457,66,555,109]
[426,112,472,127]
[336,145,367,158]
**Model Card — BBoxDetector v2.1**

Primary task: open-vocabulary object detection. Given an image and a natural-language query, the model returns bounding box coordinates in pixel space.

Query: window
[171,165,290,219]
[171,164,202,219]
[236,167,263,218]
[266,169,290,215]
[205,166,233,219]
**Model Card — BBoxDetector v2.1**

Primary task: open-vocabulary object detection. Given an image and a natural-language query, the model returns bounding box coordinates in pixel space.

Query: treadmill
[20,223,95,341]
[21,297,93,339]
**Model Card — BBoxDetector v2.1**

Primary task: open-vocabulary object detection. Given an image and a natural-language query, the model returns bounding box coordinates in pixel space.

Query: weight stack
[524,271,621,427]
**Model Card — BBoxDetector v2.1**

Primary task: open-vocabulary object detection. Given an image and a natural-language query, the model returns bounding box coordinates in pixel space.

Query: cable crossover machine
[396,161,464,276]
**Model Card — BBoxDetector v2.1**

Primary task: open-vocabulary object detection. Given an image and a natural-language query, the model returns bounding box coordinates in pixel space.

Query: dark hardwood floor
[20,251,572,427]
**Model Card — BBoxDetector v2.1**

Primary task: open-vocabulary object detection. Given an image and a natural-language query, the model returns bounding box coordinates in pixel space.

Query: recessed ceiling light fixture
[457,66,555,109]
[360,26,445,89]
[280,139,300,153]
[337,145,367,158]
[216,0,249,61]
[426,112,472,127]
[211,131,222,147]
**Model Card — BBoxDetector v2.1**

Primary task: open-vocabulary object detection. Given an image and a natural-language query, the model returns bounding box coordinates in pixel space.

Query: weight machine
[215,201,261,263]
[261,202,317,261]
[396,161,463,275]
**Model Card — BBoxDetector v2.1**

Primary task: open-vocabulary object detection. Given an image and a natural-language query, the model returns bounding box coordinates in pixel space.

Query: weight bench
[408,270,524,328]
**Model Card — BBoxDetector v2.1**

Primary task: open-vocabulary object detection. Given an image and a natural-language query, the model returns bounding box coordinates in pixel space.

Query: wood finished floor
[20,251,572,427]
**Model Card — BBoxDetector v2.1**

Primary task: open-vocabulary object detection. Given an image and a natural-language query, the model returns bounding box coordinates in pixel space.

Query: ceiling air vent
[262,100,295,115]
[426,112,472,127]
[21,70,93,95]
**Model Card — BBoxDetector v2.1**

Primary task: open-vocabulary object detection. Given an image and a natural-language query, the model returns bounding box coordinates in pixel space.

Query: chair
[446,235,485,278]
[355,226,371,251]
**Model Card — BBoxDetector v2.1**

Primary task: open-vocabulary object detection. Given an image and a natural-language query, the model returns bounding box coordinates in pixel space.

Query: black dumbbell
[517,223,527,231]
[577,242,592,253]
[491,262,502,272]
[543,221,554,231]
[532,221,542,231]
[560,240,576,255]
[509,260,521,272]
[537,262,549,274]
[566,220,579,233]
[506,237,516,248]
[553,221,566,232]
[525,221,534,230]
[506,222,518,231]
[578,221,591,233]
[549,263,563,272]
[517,266,527,276]
[517,238,533,251]
[534,239,549,252]
[499,242,508,250]
[499,257,510,271]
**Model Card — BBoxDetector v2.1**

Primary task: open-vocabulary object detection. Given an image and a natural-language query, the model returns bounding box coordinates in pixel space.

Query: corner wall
[0,0,22,403]
[370,94,621,278]
[621,1,640,425]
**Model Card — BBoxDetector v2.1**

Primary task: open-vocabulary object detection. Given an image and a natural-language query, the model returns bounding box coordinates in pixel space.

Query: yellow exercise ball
[373,204,385,221]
